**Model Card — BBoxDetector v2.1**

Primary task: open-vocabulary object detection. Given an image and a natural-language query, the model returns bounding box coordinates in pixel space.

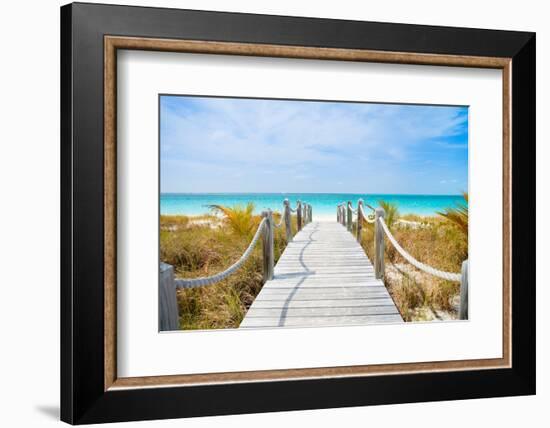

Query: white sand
[311,215,338,223]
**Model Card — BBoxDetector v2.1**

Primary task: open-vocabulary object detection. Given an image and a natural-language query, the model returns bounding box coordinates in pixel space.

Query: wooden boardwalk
[240,221,403,328]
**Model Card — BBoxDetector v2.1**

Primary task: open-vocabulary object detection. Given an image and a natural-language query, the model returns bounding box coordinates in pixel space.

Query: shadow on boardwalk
[240,222,403,329]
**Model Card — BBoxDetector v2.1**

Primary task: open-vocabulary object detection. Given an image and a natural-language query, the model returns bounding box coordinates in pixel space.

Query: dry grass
[162,202,467,327]
[160,209,293,330]
[358,215,467,321]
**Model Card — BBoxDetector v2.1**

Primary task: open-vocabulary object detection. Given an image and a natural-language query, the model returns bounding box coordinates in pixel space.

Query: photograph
[56,2,536,424]
[159,95,469,330]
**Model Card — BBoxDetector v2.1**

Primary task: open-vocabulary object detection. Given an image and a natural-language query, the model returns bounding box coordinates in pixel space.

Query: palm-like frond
[208,203,259,238]
[436,192,468,235]
[378,200,400,229]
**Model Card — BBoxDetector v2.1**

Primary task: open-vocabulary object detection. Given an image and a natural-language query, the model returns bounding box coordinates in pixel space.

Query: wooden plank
[273,270,378,275]
[240,314,403,328]
[268,274,378,280]
[265,280,383,288]
[249,297,397,308]
[239,221,403,328]
[253,290,391,300]
[245,306,400,317]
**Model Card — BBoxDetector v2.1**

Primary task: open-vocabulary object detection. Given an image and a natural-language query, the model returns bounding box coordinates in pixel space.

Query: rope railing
[159,198,315,328]
[175,217,268,289]
[273,213,285,228]
[168,199,312,287]
[160,199,313,329]
[336,198,468,320]
[378,217,462,282]
[337,200,374,232]
[359,204,376,223]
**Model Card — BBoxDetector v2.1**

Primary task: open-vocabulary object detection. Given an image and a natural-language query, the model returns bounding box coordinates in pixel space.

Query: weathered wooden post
[356,199,363,242]
[309,204,312,222]
[283,198,292,242]
[337,205,340,223]
[297,200,302,231]
[159,262,179,331]
[374,207,386,279]
[459,259,469,320]
[342,205,346,226]
[347,201,353,232]
[261,210,274,281]
[341,205,345,227]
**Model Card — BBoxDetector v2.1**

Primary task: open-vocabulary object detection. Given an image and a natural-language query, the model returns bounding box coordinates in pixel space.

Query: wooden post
[340,204,346,227]
[337,205,340,223]
[296,201,302,232]
[374,207,386,279]
[309,204,312,222]
[342,205,345,226]
[356,199,363,242]
[262,210,274,281]
[159,262,179,331]
[283,198,292,242]
[347,201,352,232]
[459,260,469,320]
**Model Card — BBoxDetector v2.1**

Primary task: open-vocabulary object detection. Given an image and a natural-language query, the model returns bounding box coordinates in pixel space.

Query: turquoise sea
[160,193,465,217]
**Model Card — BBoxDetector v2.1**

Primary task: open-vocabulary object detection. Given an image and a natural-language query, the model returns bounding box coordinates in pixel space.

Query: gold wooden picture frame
[104,36,511,391]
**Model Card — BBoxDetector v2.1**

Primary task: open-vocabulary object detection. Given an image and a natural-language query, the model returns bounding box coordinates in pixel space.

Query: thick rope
[346,202,358,215]
[378,218,461,282]
[359,204,376,223]
[273,208,285,228]
[174,218,268,288]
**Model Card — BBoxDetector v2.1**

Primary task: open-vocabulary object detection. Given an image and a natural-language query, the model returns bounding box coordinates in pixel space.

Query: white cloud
[161,97,468,194]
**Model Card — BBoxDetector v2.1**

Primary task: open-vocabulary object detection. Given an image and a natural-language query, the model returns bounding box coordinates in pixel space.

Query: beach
[161,193,464,218]
[158,95,470,330]
[161,196,467,327]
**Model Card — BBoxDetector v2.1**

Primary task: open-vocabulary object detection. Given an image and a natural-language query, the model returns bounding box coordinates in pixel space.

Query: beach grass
[357,208,468,321]
[161,199,468,328]
[160,208,294,329]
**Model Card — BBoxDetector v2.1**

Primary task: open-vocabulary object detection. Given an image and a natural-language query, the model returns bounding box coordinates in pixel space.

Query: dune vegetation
[160,196,468,328]
[160,204,295,330]
[357,195,468,321]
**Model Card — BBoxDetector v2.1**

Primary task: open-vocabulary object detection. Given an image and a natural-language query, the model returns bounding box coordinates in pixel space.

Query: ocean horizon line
[161,192,466,216]
[161,191,464,197]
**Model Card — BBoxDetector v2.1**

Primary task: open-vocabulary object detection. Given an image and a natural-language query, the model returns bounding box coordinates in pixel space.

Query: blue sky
[160,95,468,195]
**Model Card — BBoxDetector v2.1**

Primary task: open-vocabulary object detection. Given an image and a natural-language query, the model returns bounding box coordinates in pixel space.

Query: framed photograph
[61,2,535,424]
